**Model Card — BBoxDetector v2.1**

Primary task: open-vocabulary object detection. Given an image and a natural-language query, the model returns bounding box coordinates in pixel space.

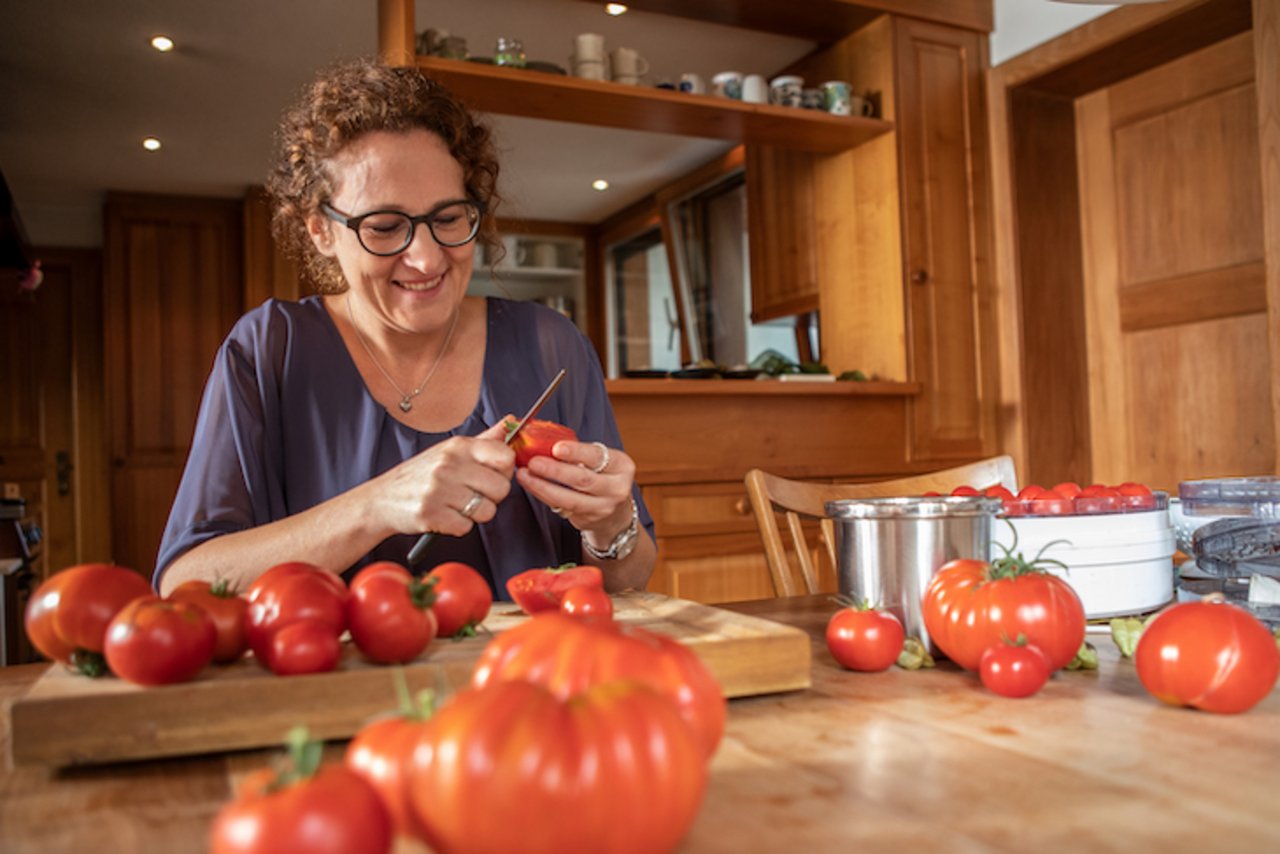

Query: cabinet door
[895,19,997,461]
[746,145,821,323]
[104,194,244,575]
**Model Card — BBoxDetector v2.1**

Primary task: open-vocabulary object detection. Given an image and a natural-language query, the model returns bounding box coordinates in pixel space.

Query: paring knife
[405,368,567,565]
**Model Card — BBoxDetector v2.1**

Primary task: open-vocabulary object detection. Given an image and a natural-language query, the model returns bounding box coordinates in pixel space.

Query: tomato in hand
[268,619,343,676]
[825,599,904,672]
[506,563,604,614]
[406,679,706,854]
[211,728,392,854]
[168,579,249,663]
[923,554,1086,672]
[347,562,438,664]
[980,639,1051,698]
[560,585,614,619]
[506,417,578,468]
[104,598,217,685]
[424,561,492,638]
[1134,598,1279,714]
[25,563,154,675]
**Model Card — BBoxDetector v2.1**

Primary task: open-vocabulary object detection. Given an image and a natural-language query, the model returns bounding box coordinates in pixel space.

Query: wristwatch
[581,499,640,561]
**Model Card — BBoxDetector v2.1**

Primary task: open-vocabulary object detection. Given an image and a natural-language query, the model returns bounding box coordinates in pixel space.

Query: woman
[155,59,655,597]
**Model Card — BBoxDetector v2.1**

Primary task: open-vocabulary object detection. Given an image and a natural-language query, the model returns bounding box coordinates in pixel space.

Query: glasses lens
[428,202,481,246]
[357,212,414,255]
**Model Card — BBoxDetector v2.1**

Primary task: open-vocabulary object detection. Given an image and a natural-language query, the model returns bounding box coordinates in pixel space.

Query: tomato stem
[69,649,108,679]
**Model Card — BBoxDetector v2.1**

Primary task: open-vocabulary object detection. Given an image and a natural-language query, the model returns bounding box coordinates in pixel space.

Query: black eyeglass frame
[320,198,486,255]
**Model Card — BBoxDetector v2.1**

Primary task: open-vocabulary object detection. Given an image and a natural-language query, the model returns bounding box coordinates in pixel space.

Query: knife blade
[406,368,567,566]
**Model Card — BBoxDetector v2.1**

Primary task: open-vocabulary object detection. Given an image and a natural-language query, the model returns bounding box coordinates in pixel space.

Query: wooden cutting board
[7,592,810,768]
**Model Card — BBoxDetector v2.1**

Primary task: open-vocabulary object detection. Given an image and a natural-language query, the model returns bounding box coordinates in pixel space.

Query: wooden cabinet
[745,146,821,322]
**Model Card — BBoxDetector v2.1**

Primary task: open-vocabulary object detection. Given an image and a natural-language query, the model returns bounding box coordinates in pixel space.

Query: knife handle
[406,531,436,566]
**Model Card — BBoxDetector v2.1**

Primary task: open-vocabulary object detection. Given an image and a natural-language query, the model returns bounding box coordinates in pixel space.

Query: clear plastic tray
[1192,517,1280,577]
[1178,476,1280,518]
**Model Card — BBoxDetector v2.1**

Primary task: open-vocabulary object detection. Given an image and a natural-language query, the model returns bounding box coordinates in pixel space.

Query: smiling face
[308,128,477,337]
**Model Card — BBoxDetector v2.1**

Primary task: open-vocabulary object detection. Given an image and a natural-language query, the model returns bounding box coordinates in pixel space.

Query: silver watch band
[581,499,639,561]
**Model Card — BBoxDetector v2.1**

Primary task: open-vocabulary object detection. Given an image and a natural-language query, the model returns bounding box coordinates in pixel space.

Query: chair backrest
[744,455,1017,597]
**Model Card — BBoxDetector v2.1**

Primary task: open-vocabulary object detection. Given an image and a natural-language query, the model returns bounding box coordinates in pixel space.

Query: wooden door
[1076,32,1271,488]
[104,194,244,576]
[745,145,821,323]
[894,18,998,462]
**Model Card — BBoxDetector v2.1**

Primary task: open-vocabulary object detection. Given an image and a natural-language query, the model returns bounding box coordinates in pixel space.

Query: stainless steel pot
[825,496,1002,652]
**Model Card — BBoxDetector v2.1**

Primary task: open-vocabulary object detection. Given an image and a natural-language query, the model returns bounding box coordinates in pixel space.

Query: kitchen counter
[2,595,1277,852]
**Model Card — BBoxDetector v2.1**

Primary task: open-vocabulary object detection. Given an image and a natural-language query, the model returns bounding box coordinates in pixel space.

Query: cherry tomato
[982,485,1014,502]
[1016,484,1045,501]
[506,564,604,614]
[825,602,905,672]
[1134,599,1279,714]
[425,561,492,637]
[1116,481,1157,510]
[950,485,980,497]
[168,579,249,663]
[268,619,342,676]
[506,418,578,468]
[980,640,1051,698]
[1029,488,1073,515]
[347,562,437,664]
[104,598,217,685]
[1075,485,1121,513]
[1050,481,1082,499]
[560,585,614,619]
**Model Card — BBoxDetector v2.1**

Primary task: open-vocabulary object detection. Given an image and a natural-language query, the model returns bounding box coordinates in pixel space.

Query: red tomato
[922,557,1086,671]
[507,417,578,468]
[825,602,904,672]
[247,561,348,604]
[168,579,249,663]
[950,485,980,497]
[1116,481,1157,510]
[979,640,1051,698]
[1075,485,1121,514]
[347,562,438,664]
[982,485,1014,502]
[246,568,347,664]
[24,564,154,675]
[1016,484,1045,501]
[560,585,614,618]
[472,611,725,758]
[211,743,391,854]
[424,561,492,637]
[104,598,217,685]
[406,679,706,854]
[346,712,433,839]
[506,563,604,614]
[921,490,942,497]
[1029,489,1073,515]
[1134,599,1280,714]
[1050,481,1082,499]
[268,619,342,676]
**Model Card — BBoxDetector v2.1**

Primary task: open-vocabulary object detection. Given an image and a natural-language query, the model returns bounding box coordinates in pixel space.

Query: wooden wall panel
[243,188,307,307]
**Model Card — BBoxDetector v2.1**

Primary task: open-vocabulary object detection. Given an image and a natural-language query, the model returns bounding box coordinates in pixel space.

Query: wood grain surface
[2,594,1276,853]
[7,593,809,769]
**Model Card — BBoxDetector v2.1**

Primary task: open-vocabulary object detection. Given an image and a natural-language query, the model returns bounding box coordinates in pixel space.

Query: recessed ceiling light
[592,179,609,191]
[605,3,628,15]
[142,137,162,152]
[150,35,175,52]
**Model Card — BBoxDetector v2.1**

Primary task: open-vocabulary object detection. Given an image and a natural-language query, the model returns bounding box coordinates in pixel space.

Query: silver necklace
[346,294,460,413]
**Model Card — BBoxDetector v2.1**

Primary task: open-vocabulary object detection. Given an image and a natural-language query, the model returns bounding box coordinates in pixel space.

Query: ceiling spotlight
[605,4,628,16]
[592,179,609,191]
[150,35,175,52]
[142,137,162,152]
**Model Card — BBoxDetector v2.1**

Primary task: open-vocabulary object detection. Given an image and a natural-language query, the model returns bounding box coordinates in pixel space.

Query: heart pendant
[399,399,412,413]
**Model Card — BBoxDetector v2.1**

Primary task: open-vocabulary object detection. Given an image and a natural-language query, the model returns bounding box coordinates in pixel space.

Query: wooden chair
[744,456,1018,597]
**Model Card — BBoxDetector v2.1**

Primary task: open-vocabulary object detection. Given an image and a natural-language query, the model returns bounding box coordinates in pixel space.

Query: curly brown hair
[266,58,501,293]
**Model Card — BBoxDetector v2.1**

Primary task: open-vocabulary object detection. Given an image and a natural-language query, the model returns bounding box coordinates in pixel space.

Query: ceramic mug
[573,58,608,81]
[849,94,874,117]
[529,242,558,269]
[742,74,768,104]
[610,47,649,85]
[801,88,825,110]
[573,32,606,63]
[679,72,706,94]
[495,235,527,269]
[769,75,804,107]
[822,80,852,116]
[712,71,743,100]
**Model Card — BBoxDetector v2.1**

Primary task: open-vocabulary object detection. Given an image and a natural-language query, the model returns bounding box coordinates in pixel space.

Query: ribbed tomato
[1134,599,1279,714]
[471,611,725,757]
[345,708,434,839]
[922,557,1086,671]
[406,679,707,854]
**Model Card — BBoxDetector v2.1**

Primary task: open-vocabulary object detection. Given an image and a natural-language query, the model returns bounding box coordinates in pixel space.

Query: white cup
[574,33,606,63]
[679,72,706,94]
[496,235,526,268]
[573,58,608,81]
[530,242,558,269]
[742,74,768,104]
[610,47,649,84]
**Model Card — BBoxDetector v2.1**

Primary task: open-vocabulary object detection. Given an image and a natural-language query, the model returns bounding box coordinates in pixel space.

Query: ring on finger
[551,506,569,518]
[590,441,611,474]
[460,492,484,519]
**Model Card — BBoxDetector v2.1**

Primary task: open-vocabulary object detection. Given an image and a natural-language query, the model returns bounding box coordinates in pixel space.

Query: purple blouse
[155,296,653,598]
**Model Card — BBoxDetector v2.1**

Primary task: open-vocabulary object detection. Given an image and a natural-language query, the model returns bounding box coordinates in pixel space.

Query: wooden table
[3,595,1278,853]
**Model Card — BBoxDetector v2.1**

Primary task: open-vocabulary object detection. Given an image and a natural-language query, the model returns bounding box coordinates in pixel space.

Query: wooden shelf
[606,378,921,396]
[415,57,893,153]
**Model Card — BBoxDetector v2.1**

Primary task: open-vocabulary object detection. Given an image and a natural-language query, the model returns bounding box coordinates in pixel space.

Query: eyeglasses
[321,198,485,256]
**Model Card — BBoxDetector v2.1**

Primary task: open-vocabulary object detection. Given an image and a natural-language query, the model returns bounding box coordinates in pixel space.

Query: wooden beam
[377,0,415,67]
[1256,0,1280,472]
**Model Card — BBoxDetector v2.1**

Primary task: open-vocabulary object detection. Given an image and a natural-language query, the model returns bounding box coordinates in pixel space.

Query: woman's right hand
[373,418,516,537]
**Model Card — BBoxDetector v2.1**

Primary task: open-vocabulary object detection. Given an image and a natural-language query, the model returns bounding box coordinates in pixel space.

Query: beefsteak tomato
[347,562,437,664]
[506,417,578,468]
[104,598,217,686]
[24,563,154,675]
[506,563,603,614]
[1134,599,1279,714]
[168,579,249,663]
[923,555,1086,672]
[471,610,725,757]
[406,679,706,854]
[424,561,492,637]
[345,690,437,840]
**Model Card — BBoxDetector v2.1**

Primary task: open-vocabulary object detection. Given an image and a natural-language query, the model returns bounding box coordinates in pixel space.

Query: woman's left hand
[515,439,635,545]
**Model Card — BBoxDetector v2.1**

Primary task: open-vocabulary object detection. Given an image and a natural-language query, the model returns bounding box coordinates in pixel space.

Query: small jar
[494,37,527,68]
[439,35,469,60]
